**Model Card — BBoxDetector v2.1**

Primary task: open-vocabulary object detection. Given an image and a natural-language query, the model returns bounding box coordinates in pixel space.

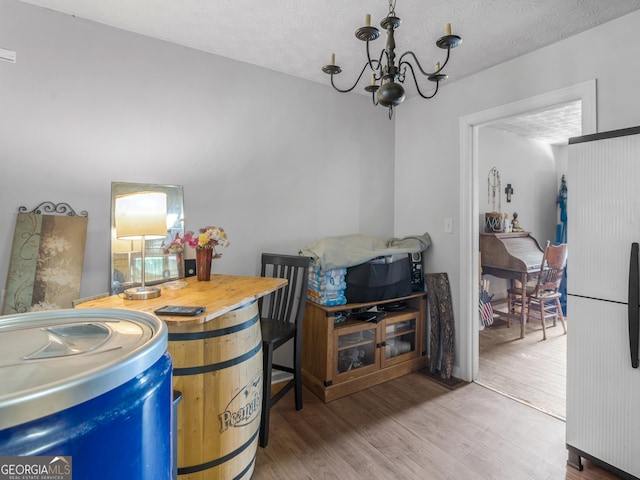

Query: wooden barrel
[167,300,262,480]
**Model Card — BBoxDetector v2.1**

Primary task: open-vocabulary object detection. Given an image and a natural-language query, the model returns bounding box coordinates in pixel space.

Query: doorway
[474,112,577,418]
[456,80,597,389]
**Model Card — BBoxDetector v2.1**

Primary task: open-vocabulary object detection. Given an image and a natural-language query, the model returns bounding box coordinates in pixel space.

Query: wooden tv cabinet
[302,292,428,402]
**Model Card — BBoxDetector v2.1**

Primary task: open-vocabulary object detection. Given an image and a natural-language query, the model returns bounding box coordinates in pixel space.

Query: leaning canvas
[2,213,88,314]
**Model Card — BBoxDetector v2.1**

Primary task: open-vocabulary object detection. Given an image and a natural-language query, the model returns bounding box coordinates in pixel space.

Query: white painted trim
[457,80,597,382]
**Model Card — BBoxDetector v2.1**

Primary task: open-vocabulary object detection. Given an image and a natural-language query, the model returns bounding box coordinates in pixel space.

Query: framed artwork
[1,202,88,314]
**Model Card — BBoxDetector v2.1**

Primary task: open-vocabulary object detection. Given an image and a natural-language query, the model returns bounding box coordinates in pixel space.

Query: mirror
[110,182,184,295]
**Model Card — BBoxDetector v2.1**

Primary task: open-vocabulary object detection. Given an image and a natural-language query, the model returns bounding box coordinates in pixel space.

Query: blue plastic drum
[0,308,172,480]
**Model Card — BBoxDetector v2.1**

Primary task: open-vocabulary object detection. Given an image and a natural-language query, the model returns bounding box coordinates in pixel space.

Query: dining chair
[507,242,568,340]
[258,253,311,447]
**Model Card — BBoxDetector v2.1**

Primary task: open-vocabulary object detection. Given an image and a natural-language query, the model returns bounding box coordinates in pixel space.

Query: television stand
[301,292,427,402]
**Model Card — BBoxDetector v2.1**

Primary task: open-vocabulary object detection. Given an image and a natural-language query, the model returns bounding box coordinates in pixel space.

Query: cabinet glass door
[383,316,417,366]
[335,324,378,381]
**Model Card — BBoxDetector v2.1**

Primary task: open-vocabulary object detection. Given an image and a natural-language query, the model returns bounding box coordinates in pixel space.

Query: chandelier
[322,0,462,119]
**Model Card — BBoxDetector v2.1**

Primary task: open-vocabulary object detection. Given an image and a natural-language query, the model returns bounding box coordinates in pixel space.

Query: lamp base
[123,286,162,300]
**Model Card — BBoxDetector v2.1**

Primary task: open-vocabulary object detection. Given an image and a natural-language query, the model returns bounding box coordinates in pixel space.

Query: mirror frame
[110,182,184,294]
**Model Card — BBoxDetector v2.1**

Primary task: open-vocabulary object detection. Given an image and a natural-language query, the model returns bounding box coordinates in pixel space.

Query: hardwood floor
[254,372,620,479]
[477,317,567,420]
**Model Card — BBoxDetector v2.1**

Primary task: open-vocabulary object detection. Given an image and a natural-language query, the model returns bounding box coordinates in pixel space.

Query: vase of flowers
[177,226,229,281]
[195,248,213,281]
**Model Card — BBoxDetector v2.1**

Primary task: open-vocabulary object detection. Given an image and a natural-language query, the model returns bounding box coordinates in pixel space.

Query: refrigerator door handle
[628,242,639,368]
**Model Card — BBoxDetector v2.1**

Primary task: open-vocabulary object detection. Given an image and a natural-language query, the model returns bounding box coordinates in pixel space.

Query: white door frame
[456,80,597,381]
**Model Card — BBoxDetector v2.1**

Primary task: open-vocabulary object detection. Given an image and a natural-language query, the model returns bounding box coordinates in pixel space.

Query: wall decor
[485,167,503,232]
[2,202,88,314]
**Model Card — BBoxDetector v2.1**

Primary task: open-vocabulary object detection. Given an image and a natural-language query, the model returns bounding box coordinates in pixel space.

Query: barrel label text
[218,373,262,433]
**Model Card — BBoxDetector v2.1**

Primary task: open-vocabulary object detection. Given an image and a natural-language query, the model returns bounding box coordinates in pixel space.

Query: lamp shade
[115,192,167,240]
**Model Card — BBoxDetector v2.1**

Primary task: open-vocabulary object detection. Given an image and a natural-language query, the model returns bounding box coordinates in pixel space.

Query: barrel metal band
[232,456,256,480]
[173,341,262,376]
[177,425,258,475]
[168,314,259,341]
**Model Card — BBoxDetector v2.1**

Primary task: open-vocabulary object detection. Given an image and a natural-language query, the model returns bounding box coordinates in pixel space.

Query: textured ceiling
[18,0,640,92]
[16,0,640,139]
[489,101,583,144]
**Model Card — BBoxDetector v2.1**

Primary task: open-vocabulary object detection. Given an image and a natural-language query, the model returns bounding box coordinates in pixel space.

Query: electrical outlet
[444,217,453,234]
[185,259,196,277]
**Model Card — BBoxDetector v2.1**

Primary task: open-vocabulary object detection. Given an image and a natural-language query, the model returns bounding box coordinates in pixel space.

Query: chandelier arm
[380,48,390,67]
[438,47,453,71]
[399,47,452,77]
[330,63,372,93]
[365,41,384,72]
[404,62,440,99]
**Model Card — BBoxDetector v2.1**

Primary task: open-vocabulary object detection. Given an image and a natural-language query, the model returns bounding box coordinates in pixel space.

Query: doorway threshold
[474,379,566,422]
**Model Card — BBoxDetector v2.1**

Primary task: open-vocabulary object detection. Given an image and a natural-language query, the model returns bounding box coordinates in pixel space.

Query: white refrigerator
[567,126,640,479]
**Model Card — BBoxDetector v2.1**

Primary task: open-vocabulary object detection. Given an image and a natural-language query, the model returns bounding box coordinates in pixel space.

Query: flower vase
[176,252,185,279]
[196,248,213,281]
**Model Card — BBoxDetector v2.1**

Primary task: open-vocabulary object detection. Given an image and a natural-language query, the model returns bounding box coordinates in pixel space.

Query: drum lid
[0,308,167,430]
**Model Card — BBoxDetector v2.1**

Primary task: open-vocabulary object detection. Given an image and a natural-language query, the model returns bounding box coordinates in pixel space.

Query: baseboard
[271,371,293,385]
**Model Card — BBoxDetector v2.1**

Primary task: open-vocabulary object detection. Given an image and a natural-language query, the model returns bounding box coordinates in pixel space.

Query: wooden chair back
[533,243,568,297]
[259,253,310,326]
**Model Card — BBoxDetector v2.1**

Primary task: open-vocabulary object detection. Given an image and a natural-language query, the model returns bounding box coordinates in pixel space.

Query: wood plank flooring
[254,371,620,479]
[477,317,567,420]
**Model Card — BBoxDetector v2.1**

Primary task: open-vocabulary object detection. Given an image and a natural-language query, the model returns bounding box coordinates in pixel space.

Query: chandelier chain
[389,0,397,15]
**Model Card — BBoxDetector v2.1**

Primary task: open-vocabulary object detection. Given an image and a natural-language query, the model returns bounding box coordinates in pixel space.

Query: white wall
[0,0,395,305]
[479,127,557,245]
[395,9,640,378]
[553,143,569,188]
[478,127,558,299]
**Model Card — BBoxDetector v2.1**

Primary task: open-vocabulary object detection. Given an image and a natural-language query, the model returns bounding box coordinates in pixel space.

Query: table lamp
[115,191,168,300]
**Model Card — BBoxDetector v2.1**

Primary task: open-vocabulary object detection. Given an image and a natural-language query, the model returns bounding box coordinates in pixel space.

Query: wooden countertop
[75,274,287,326]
